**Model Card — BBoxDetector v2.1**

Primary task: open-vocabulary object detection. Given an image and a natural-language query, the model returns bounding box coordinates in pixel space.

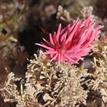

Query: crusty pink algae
[36,17,101,64]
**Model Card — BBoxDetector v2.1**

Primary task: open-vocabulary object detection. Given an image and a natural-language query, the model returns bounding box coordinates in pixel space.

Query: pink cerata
[36,17,101,64]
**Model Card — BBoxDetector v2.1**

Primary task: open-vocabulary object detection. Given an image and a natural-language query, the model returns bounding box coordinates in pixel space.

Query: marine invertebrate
[37,16,101,64]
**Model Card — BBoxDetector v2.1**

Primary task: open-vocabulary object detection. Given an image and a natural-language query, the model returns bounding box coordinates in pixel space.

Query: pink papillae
[36,17,101,64]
